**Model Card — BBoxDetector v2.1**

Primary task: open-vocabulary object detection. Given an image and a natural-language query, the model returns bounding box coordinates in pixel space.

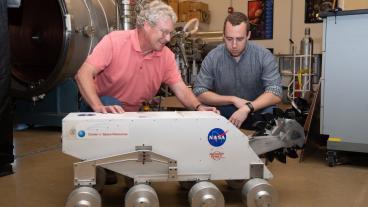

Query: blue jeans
[218,105,275,130]
[79,96,123,112]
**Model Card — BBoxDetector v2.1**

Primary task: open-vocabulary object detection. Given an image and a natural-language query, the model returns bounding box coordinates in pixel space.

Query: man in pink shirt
[75,1,216,113]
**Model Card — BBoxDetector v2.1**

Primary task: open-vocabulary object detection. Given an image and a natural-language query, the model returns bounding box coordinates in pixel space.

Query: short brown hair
[223,12,250,33]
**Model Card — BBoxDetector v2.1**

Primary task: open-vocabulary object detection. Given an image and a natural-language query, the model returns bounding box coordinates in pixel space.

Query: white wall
[193,0,323,54]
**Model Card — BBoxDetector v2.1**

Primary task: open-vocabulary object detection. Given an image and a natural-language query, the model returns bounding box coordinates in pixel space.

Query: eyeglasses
[155,27,175,38]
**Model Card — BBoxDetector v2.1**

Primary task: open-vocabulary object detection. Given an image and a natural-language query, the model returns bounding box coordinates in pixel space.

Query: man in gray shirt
[193,12,282,129]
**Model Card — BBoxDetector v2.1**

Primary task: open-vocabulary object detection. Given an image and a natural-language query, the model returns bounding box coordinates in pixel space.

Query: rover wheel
[242,178,277,207]
[65,186,101,207]
[125,184,159,207]
[188,181,224,207]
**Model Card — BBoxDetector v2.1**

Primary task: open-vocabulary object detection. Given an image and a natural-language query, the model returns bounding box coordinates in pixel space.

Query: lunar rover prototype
[62,111,305,207]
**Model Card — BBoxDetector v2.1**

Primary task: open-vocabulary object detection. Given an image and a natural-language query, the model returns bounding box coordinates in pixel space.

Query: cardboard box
[187,11,202,21]
[178,1,209,22]
[190,2,208,12]
[179,1,208,12]
[168,0,179,16]
[181,10,210,23]
[179,13,187,22]
[342,0,368,10]
[179,1,192,14]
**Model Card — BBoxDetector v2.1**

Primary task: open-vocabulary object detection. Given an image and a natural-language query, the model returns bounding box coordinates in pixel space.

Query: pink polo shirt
[86,30,181,111]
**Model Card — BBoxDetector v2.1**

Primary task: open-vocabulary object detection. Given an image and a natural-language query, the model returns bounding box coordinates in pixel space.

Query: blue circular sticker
[77,130,86,138]
[208,128,226,147]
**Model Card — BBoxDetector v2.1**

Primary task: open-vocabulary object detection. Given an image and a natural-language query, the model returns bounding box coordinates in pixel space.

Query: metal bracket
[73,145,178,186]
[168,160,178,180]
[250,163,264,178]
[135,145,152,151]
[137,150,151,164]
[249,118,305,155]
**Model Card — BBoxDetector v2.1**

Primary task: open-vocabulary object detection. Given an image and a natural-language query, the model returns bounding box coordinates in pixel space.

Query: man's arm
[218,91,279,128]
[197,88,281,127]
[228,50,282,127]
[249,92,281,112]
[253,48,283,110]
[74,63,124,113]
[193,51,248,109]
[197,89,281,112]
[169,80,218,112]
[197,91,249,109]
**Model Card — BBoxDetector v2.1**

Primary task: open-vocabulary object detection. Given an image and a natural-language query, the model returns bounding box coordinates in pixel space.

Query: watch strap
[245,102,254,113]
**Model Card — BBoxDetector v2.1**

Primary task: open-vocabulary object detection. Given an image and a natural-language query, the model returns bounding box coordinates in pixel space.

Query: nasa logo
[208,128,227,147]
[209,151,225,161]
[77,130,86,138]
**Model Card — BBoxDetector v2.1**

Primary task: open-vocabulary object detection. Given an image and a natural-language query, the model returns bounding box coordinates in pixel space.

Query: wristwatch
[245,102,254,113]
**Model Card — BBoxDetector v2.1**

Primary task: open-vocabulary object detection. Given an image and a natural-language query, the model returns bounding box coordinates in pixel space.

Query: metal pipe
[289,0,294,54]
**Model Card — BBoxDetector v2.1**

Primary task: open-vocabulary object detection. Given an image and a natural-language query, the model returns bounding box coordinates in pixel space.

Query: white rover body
[62,111,304,207]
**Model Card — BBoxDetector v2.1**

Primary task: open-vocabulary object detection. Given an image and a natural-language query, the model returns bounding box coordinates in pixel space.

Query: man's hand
[93,105,125,114]
[197,105,220,114]
[229,106,251,128]
[232,96,248,109]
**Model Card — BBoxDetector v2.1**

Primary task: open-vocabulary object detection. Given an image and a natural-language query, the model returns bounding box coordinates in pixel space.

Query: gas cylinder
[300,27,313,70]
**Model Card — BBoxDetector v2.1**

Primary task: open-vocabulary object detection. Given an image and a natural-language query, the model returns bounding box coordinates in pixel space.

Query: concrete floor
[1,127,368,207]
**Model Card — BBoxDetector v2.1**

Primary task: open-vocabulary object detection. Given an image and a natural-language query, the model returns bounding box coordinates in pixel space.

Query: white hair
[136,0,177,28]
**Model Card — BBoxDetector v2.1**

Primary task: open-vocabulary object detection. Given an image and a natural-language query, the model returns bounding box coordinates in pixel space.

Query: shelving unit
[277,54,321,101]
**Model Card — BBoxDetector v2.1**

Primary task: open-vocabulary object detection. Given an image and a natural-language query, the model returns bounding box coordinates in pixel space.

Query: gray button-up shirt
[193,42,282,101]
